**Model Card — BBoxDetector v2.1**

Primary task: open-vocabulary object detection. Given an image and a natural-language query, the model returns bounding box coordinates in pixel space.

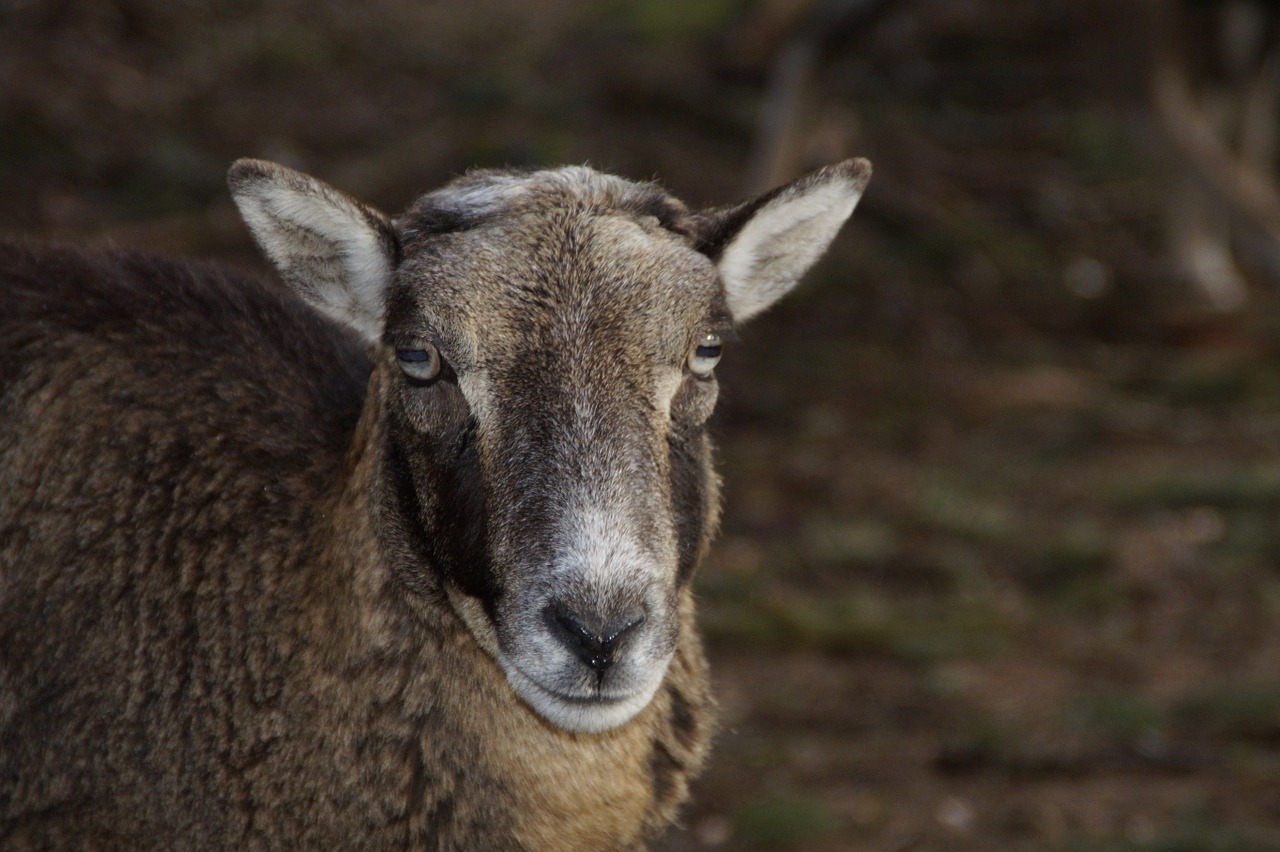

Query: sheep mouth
[500,655,667,733]
[441,581,670,730]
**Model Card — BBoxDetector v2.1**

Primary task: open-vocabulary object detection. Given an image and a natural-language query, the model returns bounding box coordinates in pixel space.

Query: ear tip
[790,158,871,199]
[227,158,283,192]
[831,157,873,190]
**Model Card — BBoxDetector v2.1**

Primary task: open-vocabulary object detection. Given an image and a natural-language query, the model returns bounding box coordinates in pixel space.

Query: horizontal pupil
[398,349,431,362]
[695,345,721,358]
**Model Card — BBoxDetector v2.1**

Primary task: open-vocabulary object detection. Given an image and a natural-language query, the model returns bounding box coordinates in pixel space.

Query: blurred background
[4,0,1280,848]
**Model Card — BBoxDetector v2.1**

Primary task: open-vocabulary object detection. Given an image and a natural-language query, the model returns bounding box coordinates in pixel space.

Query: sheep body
[0,239,710,849]
[0,157,868,848]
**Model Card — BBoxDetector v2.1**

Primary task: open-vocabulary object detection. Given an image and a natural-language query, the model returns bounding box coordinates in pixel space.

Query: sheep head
[229,158,869,732]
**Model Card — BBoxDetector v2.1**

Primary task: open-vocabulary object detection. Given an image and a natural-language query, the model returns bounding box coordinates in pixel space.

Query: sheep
[0,155,870,849]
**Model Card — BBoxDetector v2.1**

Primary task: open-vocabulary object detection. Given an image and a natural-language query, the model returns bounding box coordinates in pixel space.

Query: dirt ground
[4,1,1280,848]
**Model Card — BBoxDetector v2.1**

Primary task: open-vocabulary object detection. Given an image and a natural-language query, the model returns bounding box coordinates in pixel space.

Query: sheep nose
[544,603,645,675]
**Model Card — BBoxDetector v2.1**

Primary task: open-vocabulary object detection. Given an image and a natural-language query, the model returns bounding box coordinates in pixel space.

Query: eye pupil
[398,349,430,362]
[695,344,721,358]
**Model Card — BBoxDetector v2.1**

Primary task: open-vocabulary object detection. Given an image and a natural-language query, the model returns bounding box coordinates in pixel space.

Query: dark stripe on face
[667,686,699,751]
[385,416,498,616]
[649,741,683,814]
[667,426,710,588]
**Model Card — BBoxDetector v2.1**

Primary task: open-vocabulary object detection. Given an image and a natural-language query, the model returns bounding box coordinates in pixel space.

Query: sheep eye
[687,333,722,377]
[397,343,443,383]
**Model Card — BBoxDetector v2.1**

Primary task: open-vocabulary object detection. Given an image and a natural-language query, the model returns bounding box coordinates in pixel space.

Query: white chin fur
[500,656,668,733]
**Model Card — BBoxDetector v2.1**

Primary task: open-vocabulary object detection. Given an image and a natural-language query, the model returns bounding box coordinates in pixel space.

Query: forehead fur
[397,166,694,246]
[382,165,735,398]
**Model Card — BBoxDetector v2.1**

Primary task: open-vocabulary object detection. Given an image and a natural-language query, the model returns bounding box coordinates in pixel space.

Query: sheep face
[379,171,727,731]
[229,158,869,732]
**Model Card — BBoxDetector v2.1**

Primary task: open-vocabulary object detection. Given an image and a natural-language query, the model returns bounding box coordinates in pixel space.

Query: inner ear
[228,159,398,345]
[694,159,871,324]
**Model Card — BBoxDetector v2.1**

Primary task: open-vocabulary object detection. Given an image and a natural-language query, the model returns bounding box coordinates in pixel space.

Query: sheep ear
[697,158,871,324]
[228,159,397,344]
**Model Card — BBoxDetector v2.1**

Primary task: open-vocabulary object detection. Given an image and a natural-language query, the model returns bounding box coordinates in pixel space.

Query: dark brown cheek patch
[385,404,498,614]
[668,427,711,588]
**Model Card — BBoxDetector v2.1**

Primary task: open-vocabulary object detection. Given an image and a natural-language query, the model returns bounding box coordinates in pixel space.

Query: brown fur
[0,238,711,849]
[0,156,866,848]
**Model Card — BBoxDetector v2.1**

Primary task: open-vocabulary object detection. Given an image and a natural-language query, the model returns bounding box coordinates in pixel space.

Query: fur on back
[0,239,365,843]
